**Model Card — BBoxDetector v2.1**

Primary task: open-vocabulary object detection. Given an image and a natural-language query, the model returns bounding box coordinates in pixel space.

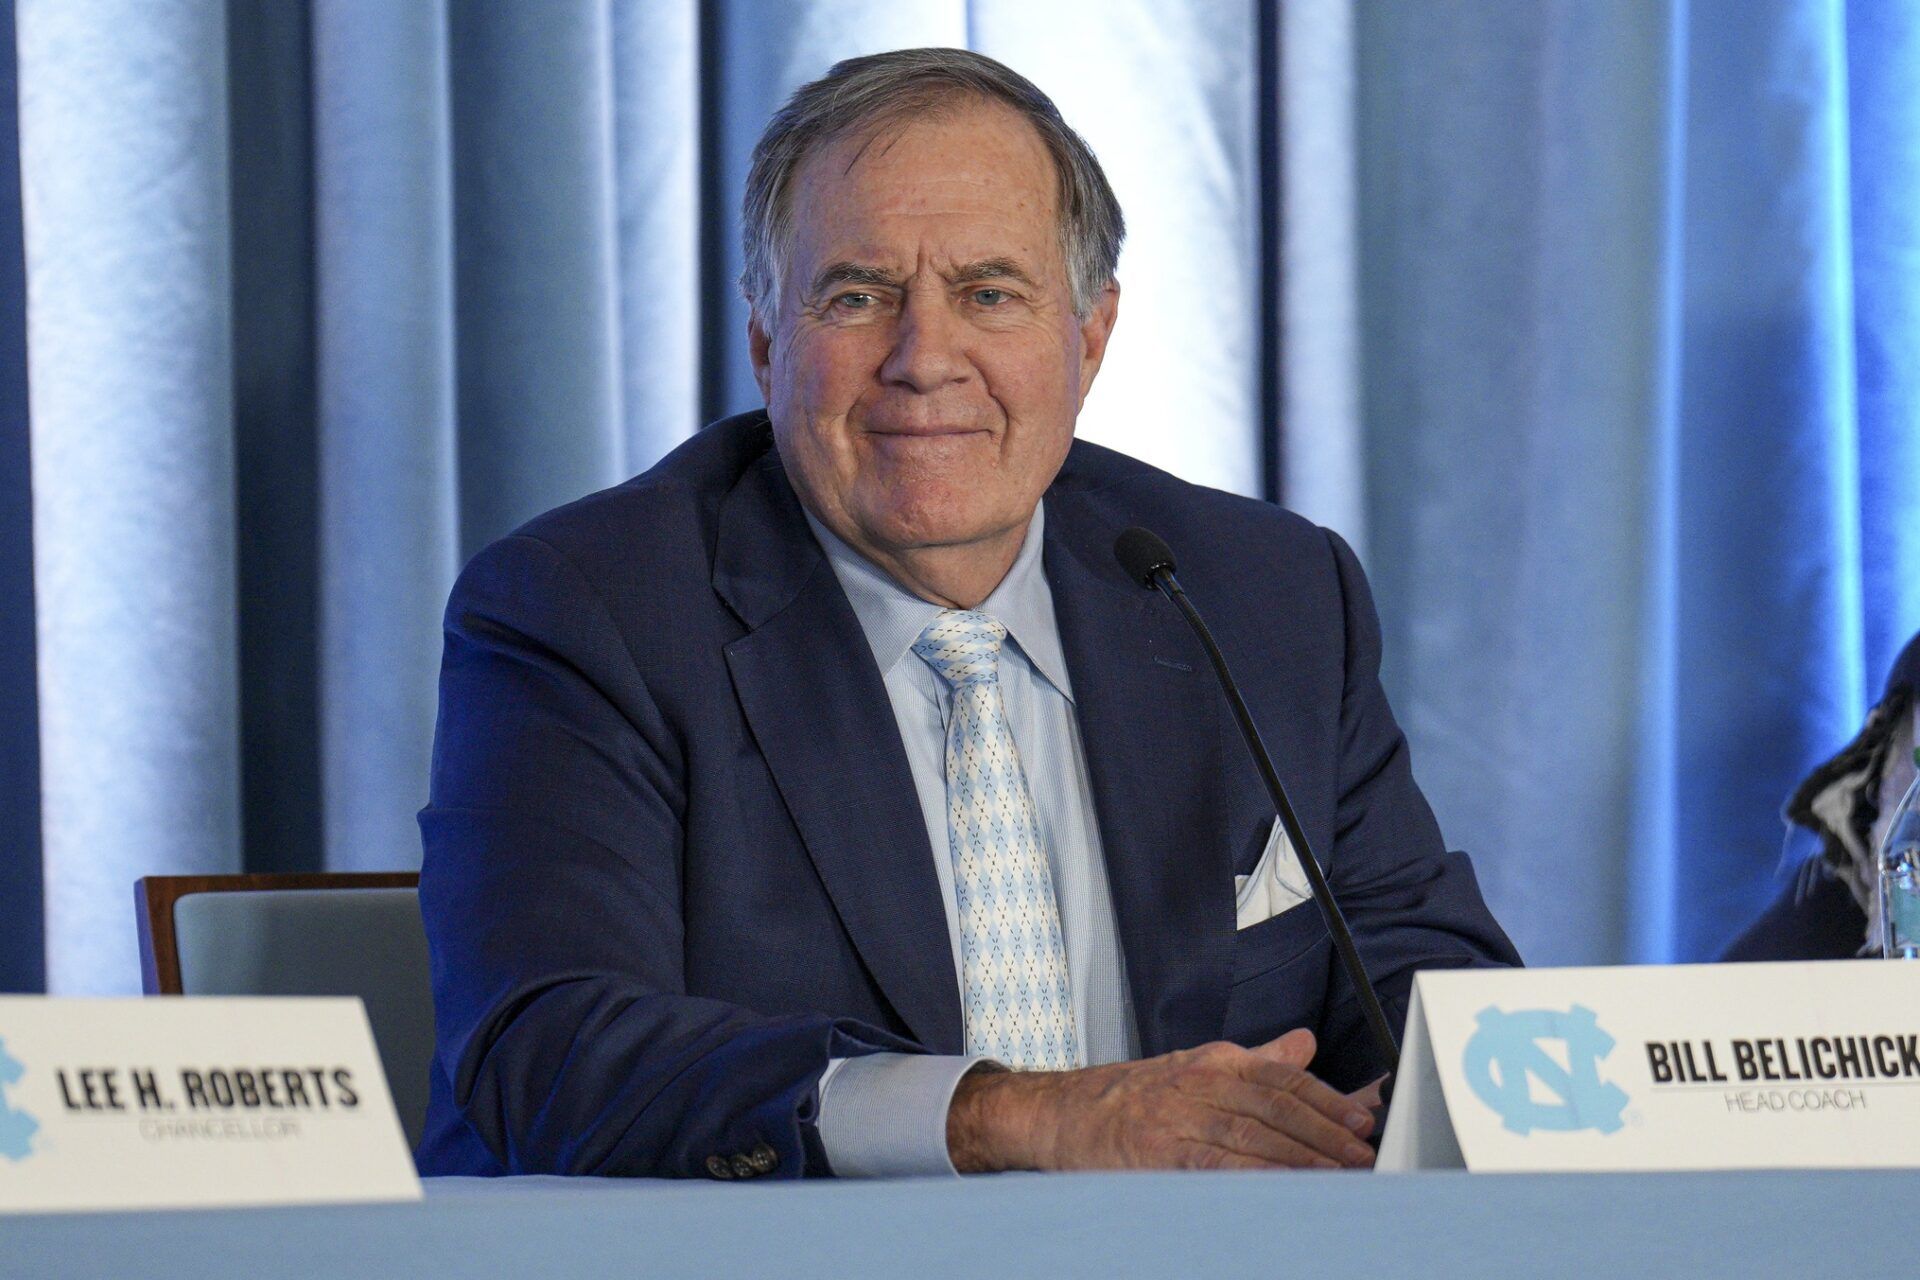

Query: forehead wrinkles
[782,104,1066,284]
[836,97,1052,184]
[810,119,1054,216]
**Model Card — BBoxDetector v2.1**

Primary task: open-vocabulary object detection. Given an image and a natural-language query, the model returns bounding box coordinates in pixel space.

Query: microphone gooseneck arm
[1121,530,1400,1075]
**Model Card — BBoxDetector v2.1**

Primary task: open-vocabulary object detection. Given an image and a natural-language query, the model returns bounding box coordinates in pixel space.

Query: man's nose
[879,292,970,393]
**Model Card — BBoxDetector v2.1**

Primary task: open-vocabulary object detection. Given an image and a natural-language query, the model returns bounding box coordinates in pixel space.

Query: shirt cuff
[815,1053,992,1177]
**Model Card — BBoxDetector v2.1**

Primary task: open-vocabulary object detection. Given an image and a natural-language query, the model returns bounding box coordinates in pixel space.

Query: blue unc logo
[1462,1004,1628,1136]
[0,1035,39,1161]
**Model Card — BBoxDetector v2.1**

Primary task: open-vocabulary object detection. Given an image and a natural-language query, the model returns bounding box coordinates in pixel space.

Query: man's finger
[1190,1103,1344,1169]
[1347,1074,1389,1115]
[1248,1027,1316,1069]
[1206,1078,1375,1167]
[1240,1053,1376,1140]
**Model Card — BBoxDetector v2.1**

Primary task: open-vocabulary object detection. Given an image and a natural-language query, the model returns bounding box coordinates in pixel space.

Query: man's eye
[833,292,875,310]
[973,288,1009,306]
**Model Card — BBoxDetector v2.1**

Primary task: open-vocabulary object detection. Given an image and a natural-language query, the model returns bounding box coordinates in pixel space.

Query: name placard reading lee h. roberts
[0,997,420,1213]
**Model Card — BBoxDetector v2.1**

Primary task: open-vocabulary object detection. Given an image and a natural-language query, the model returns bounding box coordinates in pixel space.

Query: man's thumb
[1251,1027,1316,1069]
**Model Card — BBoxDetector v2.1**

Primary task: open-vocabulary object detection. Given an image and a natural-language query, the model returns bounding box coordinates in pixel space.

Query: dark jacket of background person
[1722,630,1920,961]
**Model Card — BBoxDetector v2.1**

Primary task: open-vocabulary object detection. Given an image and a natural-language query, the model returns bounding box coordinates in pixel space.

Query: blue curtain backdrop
[1353,0,1920,965]
[5,0,1917,993]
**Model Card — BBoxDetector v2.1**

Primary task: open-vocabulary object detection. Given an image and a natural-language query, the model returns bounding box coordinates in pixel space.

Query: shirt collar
[805,501,1075,702]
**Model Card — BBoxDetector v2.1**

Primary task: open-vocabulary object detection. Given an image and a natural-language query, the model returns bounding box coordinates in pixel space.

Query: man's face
[750,99,1118,571]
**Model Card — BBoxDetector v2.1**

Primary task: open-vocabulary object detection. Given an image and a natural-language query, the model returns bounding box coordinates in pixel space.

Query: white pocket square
[1234,817,1313,930]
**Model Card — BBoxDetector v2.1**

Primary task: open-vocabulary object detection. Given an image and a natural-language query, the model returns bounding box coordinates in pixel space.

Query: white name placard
[1378,961,1920,1172]
[0,997,421,1213]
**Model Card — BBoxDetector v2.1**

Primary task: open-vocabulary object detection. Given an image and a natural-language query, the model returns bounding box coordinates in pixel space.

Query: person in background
[1723,630,1920,961]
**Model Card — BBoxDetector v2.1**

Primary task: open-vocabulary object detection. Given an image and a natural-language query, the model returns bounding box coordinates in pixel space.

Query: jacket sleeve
[1311,528,1523,1092]
[417,533,917,1178]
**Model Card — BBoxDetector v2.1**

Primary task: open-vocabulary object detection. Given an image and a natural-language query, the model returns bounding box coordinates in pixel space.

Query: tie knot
[913,610,1007,687]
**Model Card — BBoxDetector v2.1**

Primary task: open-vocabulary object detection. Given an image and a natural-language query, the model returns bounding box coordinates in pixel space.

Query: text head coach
[415,47,1519,1181]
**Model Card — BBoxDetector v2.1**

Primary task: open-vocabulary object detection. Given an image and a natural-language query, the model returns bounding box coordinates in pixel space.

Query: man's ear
[1076,282,1120,408]
[748,308,775,404]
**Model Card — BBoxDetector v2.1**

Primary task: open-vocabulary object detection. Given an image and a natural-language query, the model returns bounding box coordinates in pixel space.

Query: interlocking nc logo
[0,1035,39,1161]
[1462,1004,1628,1136]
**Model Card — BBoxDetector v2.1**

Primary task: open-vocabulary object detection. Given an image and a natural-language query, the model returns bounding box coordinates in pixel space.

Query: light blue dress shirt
[807,503,1140,1176]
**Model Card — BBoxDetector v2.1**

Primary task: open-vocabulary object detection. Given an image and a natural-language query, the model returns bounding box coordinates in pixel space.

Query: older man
[416,48,1517,1181]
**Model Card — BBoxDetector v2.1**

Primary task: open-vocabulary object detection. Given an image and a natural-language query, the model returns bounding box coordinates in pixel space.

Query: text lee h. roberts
[56,1066,360,1114]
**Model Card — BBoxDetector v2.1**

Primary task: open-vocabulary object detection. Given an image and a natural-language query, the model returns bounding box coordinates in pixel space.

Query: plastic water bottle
[1879,749,1920,959]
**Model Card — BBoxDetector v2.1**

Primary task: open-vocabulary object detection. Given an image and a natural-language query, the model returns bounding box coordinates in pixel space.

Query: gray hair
[740,47,1125,321]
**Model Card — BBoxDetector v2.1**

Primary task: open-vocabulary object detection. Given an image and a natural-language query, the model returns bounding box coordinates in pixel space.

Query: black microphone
[1114,526,1400,1076]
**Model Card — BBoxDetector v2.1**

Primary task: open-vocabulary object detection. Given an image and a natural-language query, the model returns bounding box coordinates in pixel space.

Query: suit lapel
[711,427,1240,1058]
[715,449,963,1052]
[1044,495,1239,1057]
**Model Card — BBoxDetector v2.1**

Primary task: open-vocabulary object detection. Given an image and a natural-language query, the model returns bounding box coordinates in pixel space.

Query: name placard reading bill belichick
[0,997,420,1212]
[1377,961,1920,1172]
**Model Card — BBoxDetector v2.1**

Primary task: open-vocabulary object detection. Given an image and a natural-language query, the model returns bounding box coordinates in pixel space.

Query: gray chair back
[135,874,433,1152]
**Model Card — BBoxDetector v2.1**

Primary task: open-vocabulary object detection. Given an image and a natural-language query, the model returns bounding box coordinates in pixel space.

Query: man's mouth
[865,423,984,438]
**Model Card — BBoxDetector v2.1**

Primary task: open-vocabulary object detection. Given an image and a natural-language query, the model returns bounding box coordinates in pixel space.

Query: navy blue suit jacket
[416,412,1519,1178]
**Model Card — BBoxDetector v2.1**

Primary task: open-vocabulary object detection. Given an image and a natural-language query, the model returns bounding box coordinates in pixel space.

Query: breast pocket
[1227,899,1330,1045]
[1232,898,1323,985]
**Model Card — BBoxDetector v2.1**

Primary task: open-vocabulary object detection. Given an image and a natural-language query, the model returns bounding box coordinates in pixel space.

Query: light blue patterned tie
[913,610,1080,1071]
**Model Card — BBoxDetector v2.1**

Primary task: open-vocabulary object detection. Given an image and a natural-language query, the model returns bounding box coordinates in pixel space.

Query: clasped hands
[946,1028,1382,1172]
